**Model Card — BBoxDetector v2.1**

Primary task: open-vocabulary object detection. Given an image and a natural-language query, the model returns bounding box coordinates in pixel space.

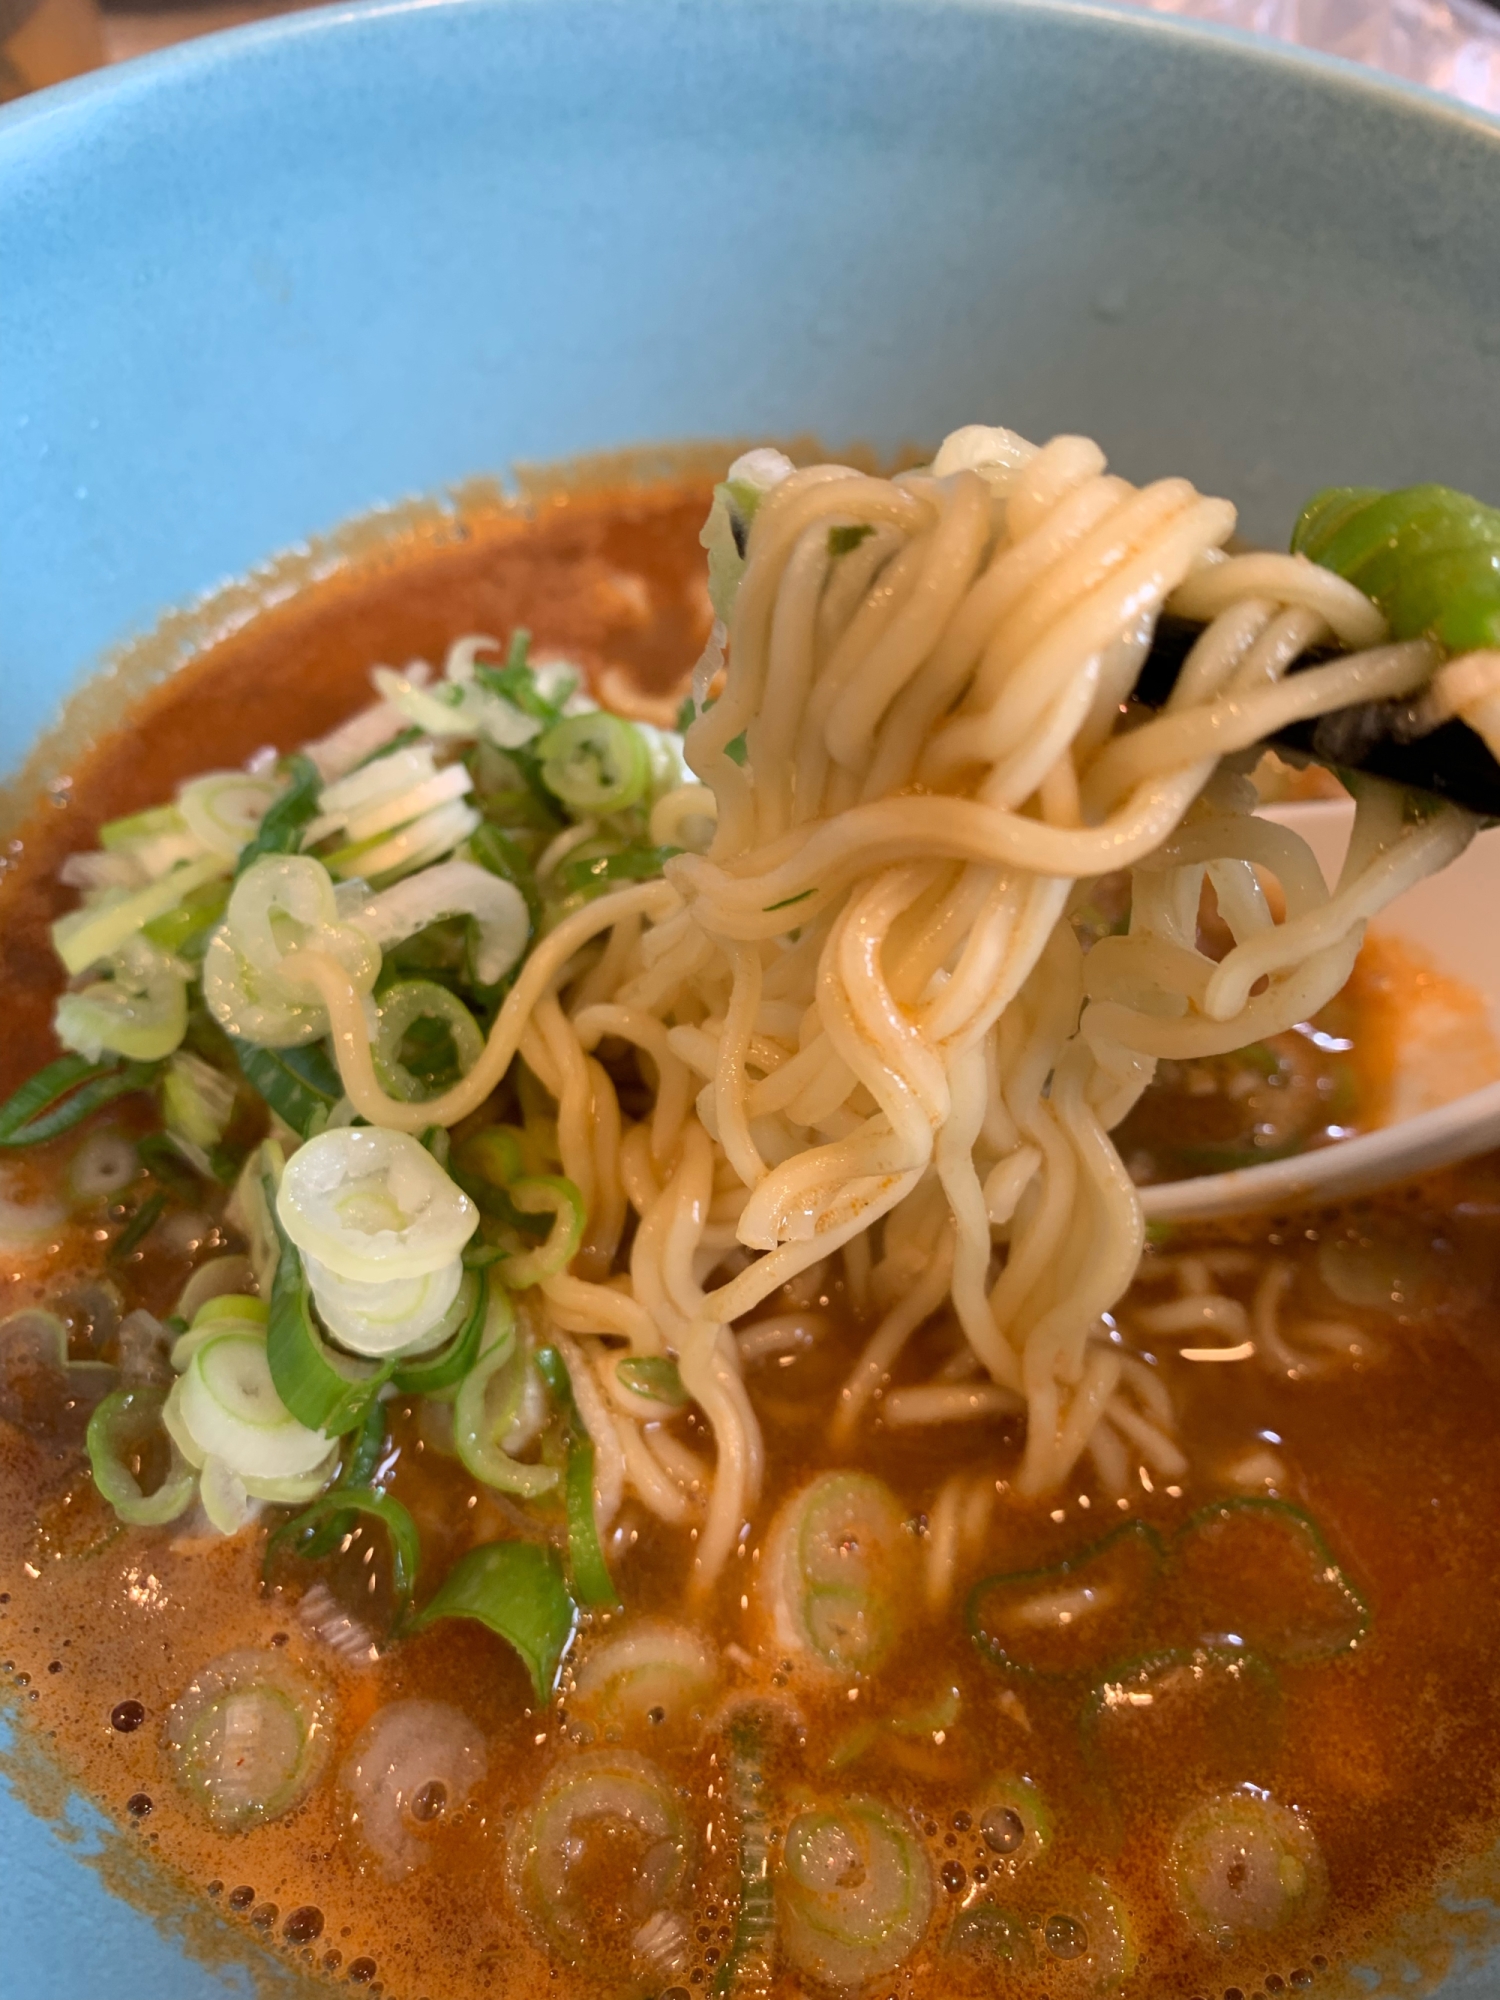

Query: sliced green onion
[761,1472,914,1677]
[52,852,230,976]
[555,838,678,901]
[154,891,235,976]
[373,979,485,1103]
[572,1621,717,1738]
[160,1050,237,1154]
[453,1297,558,1499]
[535,713,651,815]
[713,1709,776,1994]
[1292,482,1500,654]
[178,1332,334,1479]
[779,1797,933,1988]
[968,1520,1164,1679]
[54,946,188,1063]
[358,859,530,988]
[109,1188,167,1262]
[232,1035,344,1140]
[86,1384,198,1526]
[508,1749,689,1963]
[974,1775,1054,1869]
[501,1176,585,1288]
[536,1345,618,1611]
[408,1540,576,1701]
[99,802,197,868]
[265,1485,421,1626]
[303,1252,465,1358]
[234,753,323,877]
[276,1127,478,1284]
[945,1903,1036,1967]
[178,771,283,861]
[266,1190,394,1436]
[1169,1788,1324,1945]
[616,1354,688,1408]
[0,1053,160,1148]
[392,1267,488,1395]
[1171,1498,1368,1664]
[164,1647,333,1830]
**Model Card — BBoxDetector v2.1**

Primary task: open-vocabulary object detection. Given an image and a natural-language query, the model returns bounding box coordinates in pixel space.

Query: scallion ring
[535,713,651,815]
[86,1384,198,1526]
[373,979,485,1104]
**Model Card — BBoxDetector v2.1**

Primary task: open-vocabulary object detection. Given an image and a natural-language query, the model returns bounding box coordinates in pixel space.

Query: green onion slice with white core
[86,1384,198,1526]
[974,1774,1054,1870]
[508,1750,692,1967]
[165,1647,332,1831]
[54,940,189,1064]
[277,1127,478,1284]
[1168,1788,1325,1945]
[303,1250,465,1358]
[176,1332,335,1480]
[265,1190,394,1437]
[373,980,486,1104]
[160,1050,237,1153]
[761,1471,913,1677]
[535,713,651,815]
[177,771,282,861]
[571,1621,717,1740]
[201,929,331,1048]
[778,1797,933,1989]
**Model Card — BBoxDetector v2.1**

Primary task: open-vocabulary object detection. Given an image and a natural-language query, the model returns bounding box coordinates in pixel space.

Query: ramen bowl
[4,0,1500,1993]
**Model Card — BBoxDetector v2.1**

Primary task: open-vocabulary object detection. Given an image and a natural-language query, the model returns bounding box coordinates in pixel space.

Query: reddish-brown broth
[4,481,1500,2000]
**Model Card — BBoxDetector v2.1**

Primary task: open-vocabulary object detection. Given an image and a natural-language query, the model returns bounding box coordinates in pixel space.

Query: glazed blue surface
[3,0,1500,1991]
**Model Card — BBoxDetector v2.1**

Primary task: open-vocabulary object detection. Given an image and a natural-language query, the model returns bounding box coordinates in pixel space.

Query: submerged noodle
[302,427,1477,1562]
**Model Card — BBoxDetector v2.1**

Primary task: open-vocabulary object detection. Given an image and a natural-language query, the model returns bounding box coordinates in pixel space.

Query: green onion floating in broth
[0,1051,162,1148]
[1167,1786,1326,1946]
[569,1619,717,1740]
[777,1797,933,1989]
[408,1539,576,1702]
[1167,1497,1369,1664]
[506,1748,691,1968]
[975,1774,1055,1870]
[86,1383,197,1527]
[265,1485,422,1628]
[967,1520,1164,1680]
[164,1646,333,1831]
[758,1471,914,1678]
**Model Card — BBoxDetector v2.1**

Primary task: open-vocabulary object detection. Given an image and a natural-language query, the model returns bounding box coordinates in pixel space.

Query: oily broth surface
[4,484,1500,1999]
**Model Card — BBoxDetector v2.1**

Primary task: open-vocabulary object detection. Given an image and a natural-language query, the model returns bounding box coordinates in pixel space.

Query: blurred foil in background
[1139,0,1500,113]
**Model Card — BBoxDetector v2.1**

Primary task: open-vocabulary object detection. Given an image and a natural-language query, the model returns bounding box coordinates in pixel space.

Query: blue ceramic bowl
[4,1,1500,1991]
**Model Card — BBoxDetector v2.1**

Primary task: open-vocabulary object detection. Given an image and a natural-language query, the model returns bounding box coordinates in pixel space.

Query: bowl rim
[3,0,1500,169]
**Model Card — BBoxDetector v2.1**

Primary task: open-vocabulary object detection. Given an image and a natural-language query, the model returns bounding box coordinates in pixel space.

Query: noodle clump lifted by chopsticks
[241,425,1479,1581]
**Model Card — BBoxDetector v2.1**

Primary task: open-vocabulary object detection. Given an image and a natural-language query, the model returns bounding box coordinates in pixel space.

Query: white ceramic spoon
[1138,800,1500,1222]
